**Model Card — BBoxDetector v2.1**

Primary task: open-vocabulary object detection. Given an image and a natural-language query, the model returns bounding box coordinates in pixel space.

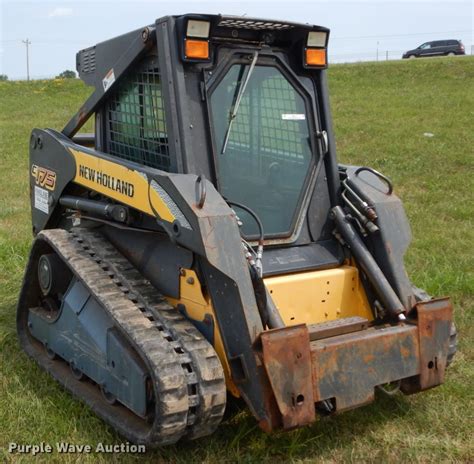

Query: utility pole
[376,41,379,61]
[22,38,31,81]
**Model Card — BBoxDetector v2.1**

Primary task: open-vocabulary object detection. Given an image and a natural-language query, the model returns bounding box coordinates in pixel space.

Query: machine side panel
[29,130,76,233]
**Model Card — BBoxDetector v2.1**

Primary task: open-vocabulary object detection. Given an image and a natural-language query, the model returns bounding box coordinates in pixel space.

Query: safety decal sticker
[281,114,306,120]
[102,68,116,92]
[34,186,49,214]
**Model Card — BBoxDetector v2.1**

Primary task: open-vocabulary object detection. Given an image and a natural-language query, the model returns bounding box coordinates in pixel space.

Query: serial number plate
[34,186,49,214]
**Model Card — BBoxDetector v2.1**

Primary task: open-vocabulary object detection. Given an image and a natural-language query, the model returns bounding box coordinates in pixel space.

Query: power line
[1,29,473,45]
[0,39,91,45]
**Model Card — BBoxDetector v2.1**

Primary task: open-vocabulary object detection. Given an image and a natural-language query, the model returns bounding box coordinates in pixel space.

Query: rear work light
[183,19,211,61]
[304,30,328,68]
[187,19,211,38]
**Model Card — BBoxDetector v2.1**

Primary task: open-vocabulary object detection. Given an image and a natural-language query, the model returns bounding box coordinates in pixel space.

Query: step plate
[308,316,369,341]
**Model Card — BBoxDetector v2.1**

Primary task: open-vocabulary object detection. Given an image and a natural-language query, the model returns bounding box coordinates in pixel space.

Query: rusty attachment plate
[311,324,420,411]
[416,297,453,390]
[260,324,315,429]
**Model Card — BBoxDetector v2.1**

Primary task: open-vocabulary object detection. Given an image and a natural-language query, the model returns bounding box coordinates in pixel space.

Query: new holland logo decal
[31,164,57,191]
[78,165,135,198]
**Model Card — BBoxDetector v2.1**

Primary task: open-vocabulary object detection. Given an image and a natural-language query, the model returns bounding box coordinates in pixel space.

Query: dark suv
[402,40,465,59]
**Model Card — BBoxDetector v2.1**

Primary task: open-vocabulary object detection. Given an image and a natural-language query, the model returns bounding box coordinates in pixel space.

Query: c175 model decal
[31,164,57,191]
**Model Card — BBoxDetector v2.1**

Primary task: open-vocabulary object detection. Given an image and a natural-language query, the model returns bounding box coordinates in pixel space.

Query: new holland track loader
[18,14,457,446]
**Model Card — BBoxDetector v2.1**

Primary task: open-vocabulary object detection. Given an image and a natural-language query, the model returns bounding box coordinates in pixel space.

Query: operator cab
[75,14,341,274]
[174,15,332,243]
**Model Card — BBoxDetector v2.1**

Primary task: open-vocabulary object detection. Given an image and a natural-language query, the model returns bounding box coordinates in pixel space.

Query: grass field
[0,57,473,463]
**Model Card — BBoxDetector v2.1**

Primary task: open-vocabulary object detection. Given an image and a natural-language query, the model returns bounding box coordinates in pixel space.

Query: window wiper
[220,51,259,155]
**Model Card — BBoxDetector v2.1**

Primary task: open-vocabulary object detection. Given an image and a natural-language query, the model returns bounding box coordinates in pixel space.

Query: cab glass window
[210,64,313,237]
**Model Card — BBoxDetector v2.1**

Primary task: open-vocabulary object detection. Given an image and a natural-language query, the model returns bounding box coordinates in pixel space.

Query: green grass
[1,57,473,463]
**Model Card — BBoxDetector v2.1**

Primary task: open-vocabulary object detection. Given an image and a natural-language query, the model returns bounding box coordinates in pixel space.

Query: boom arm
[29,128,282,428]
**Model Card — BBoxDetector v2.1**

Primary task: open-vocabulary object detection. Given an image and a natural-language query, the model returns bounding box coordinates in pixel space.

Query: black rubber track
[17,228,226,447]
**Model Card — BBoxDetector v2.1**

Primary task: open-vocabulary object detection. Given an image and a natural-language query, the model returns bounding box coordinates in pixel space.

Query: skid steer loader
[18,14,456,446]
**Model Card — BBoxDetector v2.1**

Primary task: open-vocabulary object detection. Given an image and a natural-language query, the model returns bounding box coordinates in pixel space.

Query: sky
[0,0,473,79]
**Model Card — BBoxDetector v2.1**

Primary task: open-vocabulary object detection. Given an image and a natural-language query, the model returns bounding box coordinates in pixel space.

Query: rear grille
[218,18,294,31]
[79,46,96,74]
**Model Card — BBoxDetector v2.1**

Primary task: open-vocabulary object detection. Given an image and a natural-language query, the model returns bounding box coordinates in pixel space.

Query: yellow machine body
[168,265,373,396]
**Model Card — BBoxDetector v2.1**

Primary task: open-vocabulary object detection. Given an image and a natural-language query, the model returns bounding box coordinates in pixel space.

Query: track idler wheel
[38,253,71,297]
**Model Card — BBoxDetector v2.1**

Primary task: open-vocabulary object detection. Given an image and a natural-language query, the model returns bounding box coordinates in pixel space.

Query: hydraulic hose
[226,200,264,245]
[227,200,284,329]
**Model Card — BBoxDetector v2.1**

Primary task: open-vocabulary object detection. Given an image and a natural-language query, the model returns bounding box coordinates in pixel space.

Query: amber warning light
[185,39,209,60]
